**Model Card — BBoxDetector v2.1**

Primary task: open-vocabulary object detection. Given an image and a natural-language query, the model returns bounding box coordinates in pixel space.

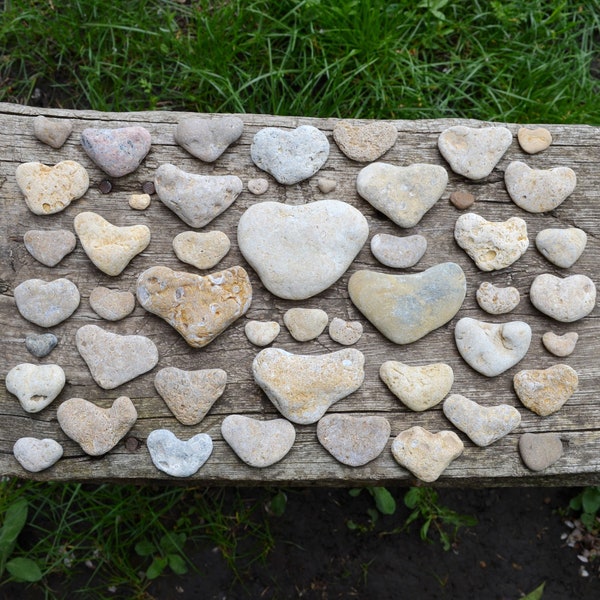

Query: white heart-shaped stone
[476,282,520,315]
[283,308,328,341]
[13,438,63,472]
[174,116,244,162]
[530,273,596,323]
[6,363,65,413]
[244,321,281,347]
[147,429,213,477]
[24,229,77,267]
[14,278,80,327]
[333,121,398,162]
[535,228,587,268]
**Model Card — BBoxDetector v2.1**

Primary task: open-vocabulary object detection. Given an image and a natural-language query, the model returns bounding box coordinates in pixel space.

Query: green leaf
[348,488,362,498]
[366,508,379,523]
[266,491,287,517]
[371,487,396,515]
[346,520,359,531]
[569,494,583,511]
[160,532,186,555]
[135,540,157,557]
[0,499,28,553]
[167,553,188,575]
[5,557,43,582]
[403,487,422,510]
[146,556,168,580]
[522,581,545,600]
[581,487,600,515]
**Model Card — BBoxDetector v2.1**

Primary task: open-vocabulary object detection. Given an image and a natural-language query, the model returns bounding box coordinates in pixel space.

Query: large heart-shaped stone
[147,429,213,477]
[6,363,65,413]
[238,200,368,300]
[530,273,596,323]
[24,229,77,267]
[332,121,398,162]
[14,278,80,327]
[348,263,466,345]
[174,116,244,162]
[13,438,63,472]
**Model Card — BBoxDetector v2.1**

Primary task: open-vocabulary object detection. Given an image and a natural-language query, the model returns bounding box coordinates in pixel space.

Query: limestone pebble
[24,229,76,267]
[332,121,398,162]
[13,438,63,473]
[283,308,328,342]
[317,177,337,193]
[328,318,363,346]
[147,430,213,477]
[89,286,135,321]
[14,278,80,327]
[174,115,243,162]
[519,433,563,472]
[247,178,269,195]
[535,228,587,268]
[244,320,280,347]
[542,331,578,357]
[517,127,552,154]
[128,193,151,210]
[530,273,596,323]
[172,230,231,270]
[6,363,65,413]
[370,233,427,268]
[33,115,72,148]
[476,282,520,315]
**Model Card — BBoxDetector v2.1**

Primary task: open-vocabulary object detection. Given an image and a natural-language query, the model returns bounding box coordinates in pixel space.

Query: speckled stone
[517,127,552,154]
[14,278,80,327]
[283,308,328,341]
[6,363,65,413]
[247,178,269,195]
[476,282,520,315]
[244,320,280,346]
[535,228,587,268]
[370,233,427,268]
[449,190,475,210]
[174,116,243,162]
[328,318,363,346]
[530,273,596,323]
[542,331,578,357]
[332,121,398,162]
[33,115,72,148]
[172,230,231,270]
[317,177,337,193]
[13,438,63,473]
[25,333,58,358]
[147,430,213,477]
[24,229,77,267]
[129,193,151,210]
[89,286,135,321]
[519,433,563,471]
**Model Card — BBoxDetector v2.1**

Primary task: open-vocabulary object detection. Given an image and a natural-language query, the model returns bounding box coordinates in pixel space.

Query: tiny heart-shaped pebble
[221,415,296,468]
[6,363,65,413]
[154,367,227,425]
[24,229,77,267]
[535,228,587,268]
[443,394,521,447]
[16,160,89,215]
[172,230,231,270]
[283,308,328,341]
[251,125,330,184]
[13,438,63,472]
[391,426,464,483]
[370,233,427,268]
[530,273,596,323]
[57,396,137,456]
[317,414,390,467]
[517,127,552,154]
[89,287,135,321]
[328,318,363,346]
[14,278,80,327]
[542,331,578,357]
[244,320,281,347]
[252,348,365,424]
[332,121,398,162]
[356,163,448,228]
[476,282,520,315]
[147,429,213,477]
[81,126,151,177]
[25,333,58,358]
[137,265,252,348]
[33,115,73,148]
[519,433,563,471]
[174,116,244,162]
[513,364,578,416]
[505,161,576,213]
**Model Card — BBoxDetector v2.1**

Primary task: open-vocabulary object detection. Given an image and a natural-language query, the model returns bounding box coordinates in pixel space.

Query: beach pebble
[437,125,512,180]
[174,116,243,162]
[519,433,563,471]
[16,160,89,215]
[81,126,151,177]
[147,430,213,477]
[251,125,330,184]
[136,265,252,348]
[252,347,365,424]
[513,364,578,416]
[128,193,151,210]
[172,230,231,270]
[33,115,72,148]
[380,361,453,412]
[454,213,528,271]
[74,212,150,276]
[76,324,158,389]
[449,190,475,210]
[6,363,65,413]
[14,278,80,327]
[154,163,243,227]
[535,228,587,268]
[317,414,390,467]
[238,200,368,300]
[391,426,464,483]
[244,320,280,346]
[370,233,427,268]
[317,177,337,193]
[247,178,269,195]
[542,331,578,357]
[283,308,328,341]
[530,273,596,322]
[89,286,135,321]
[25,333,58,358]
[332,121,397,162]
[517,127,552,154]
[13,438,63,472]
[476,282,520,314]
[348,262,466,345]
[328,318,363,345]
[221,415,296,468]
[23,229,77,267]
[454,317,531,377]
[356,162,448,228]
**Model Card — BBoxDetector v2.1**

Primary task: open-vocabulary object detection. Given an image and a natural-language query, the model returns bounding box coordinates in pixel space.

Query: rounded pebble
[33,115,72,149]
[172,231,231,270]
[530,273,596,322]
[517,127,552,154]
[449,190,475,210]
[25,333,58,358]
[519,433,563,471]
[89,286,136,321]
[129,193,151,210]
[13,438,63,472]
[98,180,112,194]
[476,282,520,315]
[542,331,578,357]
[317,177,337,193]
[6,363,66,413]
[284,308,328,341]
[23,229,76,267]
[247,178,269,195]
[328,318,363,345]
[535,228,587,268]
[370,233,427,268]
[244,320,280,346]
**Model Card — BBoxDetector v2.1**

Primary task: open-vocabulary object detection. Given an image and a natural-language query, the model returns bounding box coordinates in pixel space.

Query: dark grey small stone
[25,333,58,358]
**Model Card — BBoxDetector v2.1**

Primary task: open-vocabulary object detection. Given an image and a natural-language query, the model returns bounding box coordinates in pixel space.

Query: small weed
[135,531,188,580]
[347,486,397,532]
[264,489,287,517]
[522,581,545,599]
[569,486,600,532]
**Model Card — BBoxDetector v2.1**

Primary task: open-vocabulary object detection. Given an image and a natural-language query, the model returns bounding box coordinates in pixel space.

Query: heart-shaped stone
[244,320,281,347]
[154,164,243,228]
[356,163,448,228]
[519,433,563,471]
[505,161,576,213]
[57,396,137,456]
[14,278,80,327]
[535,228,587,268]
[13,438,63,472]
[443,394,521,446]
[517,127,552,154]
[252,348,365,424]
[16,160,89,215]
[6,363,65,413]
[172,230,231,270]
[89,287,135,321]
[328,318,363,346]
[76,324,159,389]
[437,125,512,180]
[391,426,464,482]
[24,229,77,267]
[513,364,578,416]
[174,116,244,162]
[154,367,227,425]
[25,333,58,358]
[348,262,466,345]
[283,308,328,341]
[74,212,151,276]
[380,361,454,412]
[332,121,398,162]
[81,126,151,177]
[316,414,390,467]
[137,265,252,348]
[476,282,520,315]
[238,200,368,300]
[251,125,330,184]
[370,233,427,268]
[454,213,528,271]
[454,317,531,377]
[221,415,296,468]
[33,115,73,148]
[147,429,213,477]
[542,331,578,357]
[530,273,596,323]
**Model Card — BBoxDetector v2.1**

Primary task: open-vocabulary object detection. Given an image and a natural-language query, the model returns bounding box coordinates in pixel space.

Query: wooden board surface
[1,102,599,486]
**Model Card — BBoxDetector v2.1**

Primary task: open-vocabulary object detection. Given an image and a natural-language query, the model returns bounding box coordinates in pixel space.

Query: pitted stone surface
[283,308,328,341]
[332,121,398,162]
[6,363,65,413]
[244,320,280,346]
[89,286,135,321]
[519,433,563,471]
[174,116,243,162]
[172,230,231,270]
[147,430,213,477]
[24,229,77,267]
[328,318,363,346]
[25,333,58,358]
[535,228,587,268]
[13,438,63,472]
[33,115,72,148]
[14,278,80,327]
[530,273,596,323]
[542,331,578,357]
[517,127,552,154]
[370,233,427,268]
[476,282,520,315]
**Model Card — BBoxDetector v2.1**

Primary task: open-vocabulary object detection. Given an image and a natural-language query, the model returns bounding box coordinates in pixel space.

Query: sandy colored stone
[6,363,65,413]
[542,331,578,357]
[13,438,63,473]
[89,286,135,321]
[172,230,231,270]
[33,115,72,148]
[247,178,269,195]
[370,233,427,268]
[333,121,397,162]
[14,278,80,327]
[147,430,213,477]
[25,333,58,358]
[476,282,520,315]
[23,229,77,267]
[174,115,243,162]
[517,127,552,154]
[244,320,280,346]
[317,177,337,193]
[283,308,328,341]
[129,193,151,210]
[519,433,563,471]
[449,190,475,210]
[535,228,587,268]
[328,318,363,346]
[530,273,596,323]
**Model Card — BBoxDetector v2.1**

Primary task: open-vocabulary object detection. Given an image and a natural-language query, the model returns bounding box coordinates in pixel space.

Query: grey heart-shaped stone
[147,429,213,477]
[33,115,73,148]
[89,287,135,321]
[24,229,77,267]
[14,278,80,327]
[13,438,63,472]
[519,433,563,471]
[174,116,243,162]
[25,333,58,358]
[6,363,65,413]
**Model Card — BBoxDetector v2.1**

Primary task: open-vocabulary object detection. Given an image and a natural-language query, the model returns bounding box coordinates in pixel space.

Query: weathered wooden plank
[0,101,599,486]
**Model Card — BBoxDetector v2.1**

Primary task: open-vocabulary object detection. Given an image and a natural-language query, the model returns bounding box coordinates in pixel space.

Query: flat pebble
[174,116,243,162]
[283,308,328,341]
[172,230,231,270]
[6,363,65,413]
[13,438,63,472]
[244,320,280,346]
[542,331,578,357]
[317,177,336,193]
[328,318,363,345]
[24,229,76,267]
[476,282,520,315]
[25,333,58,358]
[517,127,552,154]
[530,273,596,322]
[33,115,72,148]
[332,121,397,162]
[14,278,80,327]
[89,286,135,321]
[519,433,563,471]
[449,190,475,210]
[535,228,587,268]
[129,193,151,210]
[370,233,427,268]
[147,430,213,477]
[247,178,269,195]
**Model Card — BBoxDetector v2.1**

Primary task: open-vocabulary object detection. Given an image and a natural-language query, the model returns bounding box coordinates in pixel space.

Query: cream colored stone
[89,286,135,321]
[328,318,363,345]
[33,115,72,148]
[333,121,397,162]
[535,228,587,268]
[129,193,151,210]
[284,308,328,341]
[370,233,427,268]
[244,320,280,346]
[530,273,596,323]
[519,433,563,471]
[517,127,552,154]
[247,178,269,195]
[317,177,337,193]
[542,331,578,357]
[172,230,231,270]
[476,282,520,315]
[6,363,65,413]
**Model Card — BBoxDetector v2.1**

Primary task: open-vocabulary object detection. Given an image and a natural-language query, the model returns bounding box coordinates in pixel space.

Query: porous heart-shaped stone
[356,163,448,228]
[174,116,244,162]
[370,233,427,268]
[238,200,368,300]
[6,363,65,413]
[89,287,135,321]
[332,121,398,162]
[147,429,213,477]
[74,212,150,276]
[505,161,576,213]
[154,164,243,228]
[252,348,365,424]
[519,433,563,471]
[14,278,80,327]
[454,317,531,377]
[513,364,578,416]
[454,213,528,271]
[57,396,137,456]
[221,415,296,468]
[76,324,159,389]
[391,426,464,483]
[517,127,552,154]
[476,282,520,315]
[316,414,390,467]
[348,263,466,345]
[172,230,231,270]
[33,115,73,148]
[542,331,578,357]
[245,321,281,347]
[437,125,512,180]
[328,318,363,346]
[13,438,63,472]
[535,228,587,268]
[443,394,521,447]
[137,265,252,348]
[283,308,328,341]
[530,273,596,323]
[24,229,77,267]
[25,333,58,358]
[16,161,89,215]
[251,125,330,184]
[81,126,151,177]
[380,361,454,412]
[154,367,227,425]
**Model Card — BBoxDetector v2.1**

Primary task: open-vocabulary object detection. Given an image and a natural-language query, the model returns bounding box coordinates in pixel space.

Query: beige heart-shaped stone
[24,229,77,267]
[89,287,135,321]
[542,331,578,357]
[172,231,231,270]
[517,127,552,154]
[519,433,563,471]
[333,121,398,162]
[13,438,63,472]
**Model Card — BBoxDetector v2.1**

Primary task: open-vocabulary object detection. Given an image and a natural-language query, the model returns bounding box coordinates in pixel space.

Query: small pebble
[519,433,563,471]
[147,430,213,477]
[13,438,63,472]
[530,273,596,322]
[33,115,73,148]
[25,333,58,358]
[449,190,475,210]
[370,233,427,268]
[328,318,363,345]
[129,193,151,210]
[247,178,269,195]
[23,229,76,267]
[142,181,155,195]
[244,320,280,346]
[172,231,231,270]
[476,282,520,314]
[283,307,328,341]
[6,363,65,413]
[98,180,112,194]
[317,177,337,193]
[89,286,135,321]
[535,228,587,268]
[517,127,552,154]
[174,116,243,162]
[14,278,80,327]
[542,331,578,357]
[333,121,397,162]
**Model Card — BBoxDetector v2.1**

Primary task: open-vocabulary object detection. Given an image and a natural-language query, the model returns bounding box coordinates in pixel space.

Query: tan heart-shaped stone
[333,121,398,162]
[24,229,77,267]
[172,230,231,270]
[517,127,552,154]
[518,433,563,471]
